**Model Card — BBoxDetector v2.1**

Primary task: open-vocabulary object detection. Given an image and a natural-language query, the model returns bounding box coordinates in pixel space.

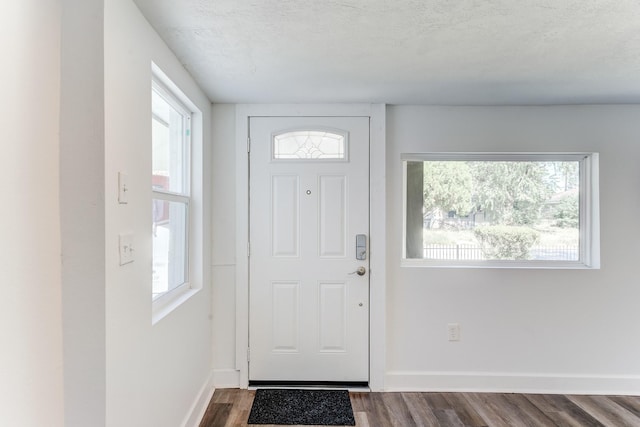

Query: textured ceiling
[133,0,640,104]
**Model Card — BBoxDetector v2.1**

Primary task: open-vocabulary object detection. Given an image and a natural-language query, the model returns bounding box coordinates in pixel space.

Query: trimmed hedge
[473,225,540,260]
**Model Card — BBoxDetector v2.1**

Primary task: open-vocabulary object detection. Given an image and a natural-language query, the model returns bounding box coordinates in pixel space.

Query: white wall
[0,1,64,426]
[60,0,107,425]
[104,0,212,425]
[212,105,640,394]
[209,104,386,388]
[211,104,239,386]
[385,106,640,393]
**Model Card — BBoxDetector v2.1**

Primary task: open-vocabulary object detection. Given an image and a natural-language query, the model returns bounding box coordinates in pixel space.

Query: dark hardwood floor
[199,389,640,427]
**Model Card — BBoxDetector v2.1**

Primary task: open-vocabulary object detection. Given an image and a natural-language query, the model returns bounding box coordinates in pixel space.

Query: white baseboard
[213,369,241,388]
[181,371,215,427]
[385,371,640,395]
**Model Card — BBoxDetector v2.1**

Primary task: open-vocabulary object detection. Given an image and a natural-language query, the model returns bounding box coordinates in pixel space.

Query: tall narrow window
[152,79,191,300]
[403,153,599,268]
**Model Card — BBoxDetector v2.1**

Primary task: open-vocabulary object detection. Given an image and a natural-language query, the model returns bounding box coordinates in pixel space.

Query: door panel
[319,175,347,257]
[271,175,300,257]
[271,282,299,351]
[318,282,347,352]
[249,116,370,383]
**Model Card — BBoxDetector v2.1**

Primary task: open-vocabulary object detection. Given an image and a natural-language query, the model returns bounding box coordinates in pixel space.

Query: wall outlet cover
[119,233,134,265]
[447,323,461,342]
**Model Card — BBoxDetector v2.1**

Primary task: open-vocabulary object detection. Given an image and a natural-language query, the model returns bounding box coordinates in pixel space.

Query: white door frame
[235,104,386,390]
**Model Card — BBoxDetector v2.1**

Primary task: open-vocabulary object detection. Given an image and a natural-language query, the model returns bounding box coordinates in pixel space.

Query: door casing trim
[235,104,386,391]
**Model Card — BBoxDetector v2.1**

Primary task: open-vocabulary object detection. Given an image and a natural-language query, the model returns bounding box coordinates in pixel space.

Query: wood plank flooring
[199,389,640,427]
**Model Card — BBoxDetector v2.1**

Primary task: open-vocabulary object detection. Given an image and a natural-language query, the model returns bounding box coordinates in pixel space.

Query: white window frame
[401,152,600,269]
[151,65,202,323]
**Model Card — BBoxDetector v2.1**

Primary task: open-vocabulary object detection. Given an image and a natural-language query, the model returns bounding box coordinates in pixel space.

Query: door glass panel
[273,130,347,160]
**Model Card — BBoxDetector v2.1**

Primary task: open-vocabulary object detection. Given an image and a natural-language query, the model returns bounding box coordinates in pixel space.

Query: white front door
[249,116,370,383]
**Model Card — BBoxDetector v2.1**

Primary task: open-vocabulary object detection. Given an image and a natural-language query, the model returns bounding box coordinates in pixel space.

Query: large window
[152,79,191,300]
[403,153,599,268]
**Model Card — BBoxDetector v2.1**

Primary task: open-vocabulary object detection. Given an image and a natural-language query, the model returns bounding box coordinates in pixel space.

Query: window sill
[401,259,599,270]
[152,284,200,325]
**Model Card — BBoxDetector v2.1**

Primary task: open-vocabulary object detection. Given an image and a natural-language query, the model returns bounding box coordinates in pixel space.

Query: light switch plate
[118,172,129,204]
[119,233,134,265]
[447,323,461,342]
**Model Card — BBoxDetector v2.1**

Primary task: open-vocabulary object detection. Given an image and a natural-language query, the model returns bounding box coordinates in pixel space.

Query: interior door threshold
[249,380,370,392]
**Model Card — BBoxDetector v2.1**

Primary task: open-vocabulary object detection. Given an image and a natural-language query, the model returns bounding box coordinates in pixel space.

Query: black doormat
[247,389,355,425]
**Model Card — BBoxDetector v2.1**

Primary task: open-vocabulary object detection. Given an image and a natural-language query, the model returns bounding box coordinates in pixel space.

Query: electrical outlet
[447,323,461,341]
[119,233,135,265]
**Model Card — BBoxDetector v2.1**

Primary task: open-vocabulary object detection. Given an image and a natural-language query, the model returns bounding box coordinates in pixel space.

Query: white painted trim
[400,152,600,269]
[152,288,200,325]
[368,104,386,392]
[584,153,600,269]
[151,63,207,322]
[235,105,250,388]
[213,369,241,389]
[180,371,214,427]
[235,104,386,389]
[385,371,640,395]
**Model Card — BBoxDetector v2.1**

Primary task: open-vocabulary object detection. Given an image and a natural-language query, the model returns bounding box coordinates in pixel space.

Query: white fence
[424,244,578,261]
